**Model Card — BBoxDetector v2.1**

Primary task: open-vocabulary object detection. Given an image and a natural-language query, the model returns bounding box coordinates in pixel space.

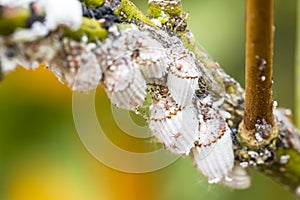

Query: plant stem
[244,0,275,130]
[240,0,276,148]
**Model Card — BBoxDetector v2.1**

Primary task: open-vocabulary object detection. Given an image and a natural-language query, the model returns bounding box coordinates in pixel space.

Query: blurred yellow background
[0,0,298,199]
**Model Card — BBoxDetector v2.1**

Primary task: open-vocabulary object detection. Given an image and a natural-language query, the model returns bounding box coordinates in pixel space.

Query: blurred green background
[0,0,298,199]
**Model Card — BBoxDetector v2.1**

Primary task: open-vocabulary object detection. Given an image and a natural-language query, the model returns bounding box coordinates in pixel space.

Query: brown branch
[240,0,277,148]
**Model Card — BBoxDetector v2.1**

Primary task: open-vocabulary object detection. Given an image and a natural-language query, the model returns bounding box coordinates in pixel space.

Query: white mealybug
[133,47,168,84]
[103,56,147,110]
[191,104,234,183]
[167,53,199,106]
[71,52,102,92]
[149,85,198,155]
[191,126,234,183]
[50,37,102,92]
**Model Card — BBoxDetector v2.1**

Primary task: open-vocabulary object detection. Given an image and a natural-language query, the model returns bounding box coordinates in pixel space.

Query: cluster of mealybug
[0,1,251,189]
[94,28,242,185]
[51,37,102,91]
[149,85,199,155]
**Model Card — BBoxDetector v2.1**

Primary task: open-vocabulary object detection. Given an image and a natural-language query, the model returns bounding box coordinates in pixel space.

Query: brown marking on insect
[218,131,224,138]
[220,122,226,133]
[178,54,187,60]
[202,143,208,147]
[169,144,177,149]
[203,113,211,121]
[174,108,181,114]
[164,103,170,110]
[213,129,224,142]
[162,143,167,149]
[172,132,181,139]
[131,49,139,59]
[194,140,202,147]
[169,67,198,78]
[202,140,213,147]
[160,87,169,95]
[165,108,180,119]
[194,140,199,146]
[166,112,175,119]
[136,59,147,66]
[150,60,156,65]
[213,136,219,141]
[207,140,213,145]
[176,63,183,70]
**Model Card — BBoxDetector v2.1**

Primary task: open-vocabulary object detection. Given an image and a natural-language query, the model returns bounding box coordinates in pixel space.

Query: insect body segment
[187,98,235,183]
[191,121,234,183]
[149,85,199,155]
[167,53,199,107]
[103,57,147,110]
[196,106,227,146]
[133,47,168,84]
[51,37,102,91]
